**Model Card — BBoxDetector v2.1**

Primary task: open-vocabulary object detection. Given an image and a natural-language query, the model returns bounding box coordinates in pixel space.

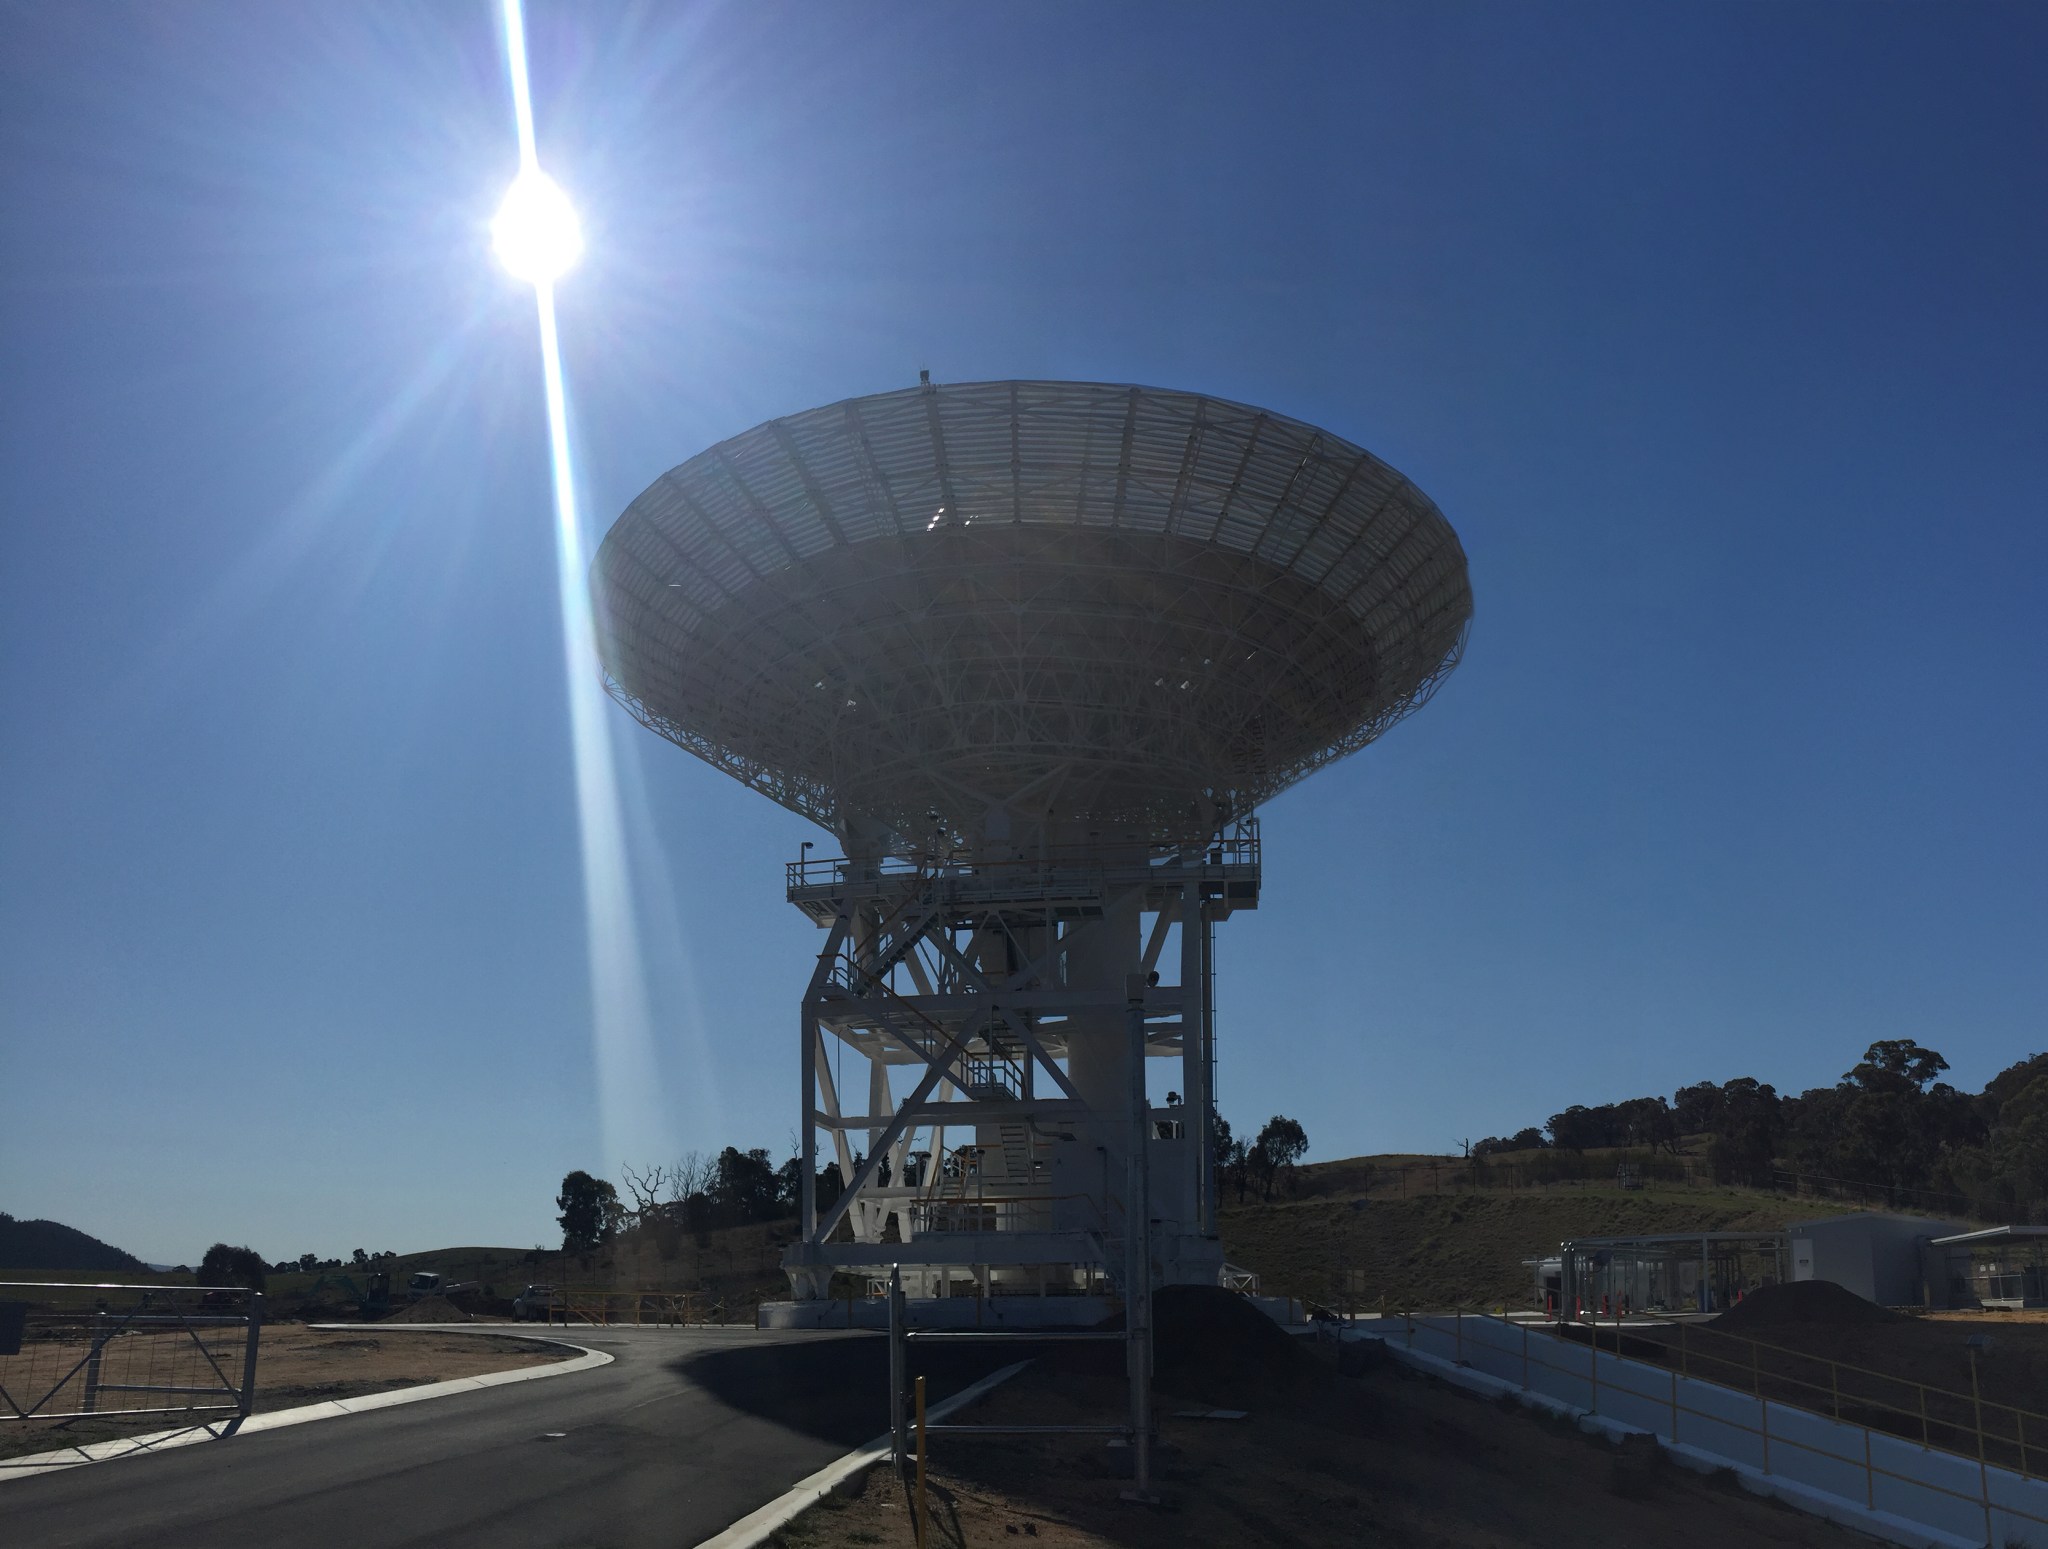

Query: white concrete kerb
[692,1360,1032,1549]
[0,1324,612,1482]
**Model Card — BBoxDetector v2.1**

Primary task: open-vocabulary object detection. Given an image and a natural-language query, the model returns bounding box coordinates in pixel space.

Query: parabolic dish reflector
[593,380,1471,848]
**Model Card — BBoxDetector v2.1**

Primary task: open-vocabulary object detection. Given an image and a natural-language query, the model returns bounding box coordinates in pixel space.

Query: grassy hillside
[249,1221,804,1321]
[584,1216,798,1306]
[1220,1150,1974,1310]
[1222,1185,1798,1310]
[0,1212,146,1274]
[385,1225,796,1306]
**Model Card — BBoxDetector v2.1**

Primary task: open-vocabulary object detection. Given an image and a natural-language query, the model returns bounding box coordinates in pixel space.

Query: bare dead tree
[668,1150,712,1203]
[621,1162,673,1223]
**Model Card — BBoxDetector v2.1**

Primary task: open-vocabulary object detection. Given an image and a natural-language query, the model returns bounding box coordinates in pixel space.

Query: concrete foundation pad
[759,1295,1118,1331]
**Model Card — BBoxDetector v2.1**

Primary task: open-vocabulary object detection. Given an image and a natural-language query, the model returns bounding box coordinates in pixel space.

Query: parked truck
[405,1271,481,1302]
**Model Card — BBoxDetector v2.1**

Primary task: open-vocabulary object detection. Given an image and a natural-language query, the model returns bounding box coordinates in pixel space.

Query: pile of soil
[289,1294,365,1323]
[1088,1285,1311,1402]
[379,1294,470,1324]
[1711,1280,1899,1332]
[448,1288,517,1319]
[799,1354,1871,1548]
[1155,1284,1310,1387]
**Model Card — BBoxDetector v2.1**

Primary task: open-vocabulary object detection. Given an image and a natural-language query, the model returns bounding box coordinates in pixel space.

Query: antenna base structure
[779,823,1257,1304]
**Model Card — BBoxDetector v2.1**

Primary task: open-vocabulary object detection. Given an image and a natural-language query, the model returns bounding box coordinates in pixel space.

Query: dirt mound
[1090,1285,1311,1400]
[448,1288,516,1319]
[380,1294,470,1324]
[1711,1280,1899,1332]
[1156,1285,1310,1384]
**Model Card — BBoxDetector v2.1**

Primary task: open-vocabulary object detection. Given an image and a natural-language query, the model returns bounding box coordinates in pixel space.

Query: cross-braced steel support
[780,823,1259,1305]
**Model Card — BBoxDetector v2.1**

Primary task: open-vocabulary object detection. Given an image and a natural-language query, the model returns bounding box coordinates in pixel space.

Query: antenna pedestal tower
[780,825,1258,1303]
[590,379,1471,1323]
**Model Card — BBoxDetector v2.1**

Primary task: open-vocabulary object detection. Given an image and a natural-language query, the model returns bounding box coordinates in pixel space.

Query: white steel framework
[779,823,1256,1300]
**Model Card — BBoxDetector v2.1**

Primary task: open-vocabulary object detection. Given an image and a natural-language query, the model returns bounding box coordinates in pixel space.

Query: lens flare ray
[500,0,670,1170]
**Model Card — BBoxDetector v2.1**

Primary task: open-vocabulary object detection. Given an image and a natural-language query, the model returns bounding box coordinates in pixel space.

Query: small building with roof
[1924,1225,2048,1309]
[1786,1212,1971,1308]
[1536,1212,1979,1317]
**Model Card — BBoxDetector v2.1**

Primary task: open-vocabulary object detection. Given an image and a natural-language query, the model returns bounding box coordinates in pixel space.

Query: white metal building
[1787,1212,1970,1307]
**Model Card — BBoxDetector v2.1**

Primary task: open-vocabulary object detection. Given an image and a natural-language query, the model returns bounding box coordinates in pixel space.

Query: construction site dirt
[781,1346,1867,1549]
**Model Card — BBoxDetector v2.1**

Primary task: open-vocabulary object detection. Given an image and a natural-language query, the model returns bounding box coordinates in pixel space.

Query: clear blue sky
[3,2,2042,1267]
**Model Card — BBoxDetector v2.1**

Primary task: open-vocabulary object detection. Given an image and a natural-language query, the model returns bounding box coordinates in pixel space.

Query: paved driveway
[0,1325,1000,1549]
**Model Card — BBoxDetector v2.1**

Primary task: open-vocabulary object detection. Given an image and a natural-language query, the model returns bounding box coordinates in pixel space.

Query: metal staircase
[993,1122,1032,1188]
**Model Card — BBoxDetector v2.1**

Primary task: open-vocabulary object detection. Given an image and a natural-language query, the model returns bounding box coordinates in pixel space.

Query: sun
[492,167,583,285]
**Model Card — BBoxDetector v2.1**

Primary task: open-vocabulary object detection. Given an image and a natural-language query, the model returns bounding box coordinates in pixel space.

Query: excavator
[303,1268,392,1319]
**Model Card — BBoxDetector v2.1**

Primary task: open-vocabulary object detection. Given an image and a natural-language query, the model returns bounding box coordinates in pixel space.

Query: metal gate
[0,1281,262,1459]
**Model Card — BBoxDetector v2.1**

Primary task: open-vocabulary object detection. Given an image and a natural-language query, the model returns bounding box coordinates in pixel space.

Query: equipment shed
[1925,1224,2048,1309]
[1787,1212,1968,1307]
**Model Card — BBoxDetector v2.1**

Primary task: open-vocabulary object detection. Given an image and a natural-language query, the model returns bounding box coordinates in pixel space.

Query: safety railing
[905,1189,1110,1243]
[786,819,1261,897]
[536,1289,738,1327]
[910,1194,1053,1236]
[912,1200,1001,1235]
[1374,1309,2048,1547]
[819,944,954,1059]
[958,1056,1022,1100]
[883,1265,1147,1521]
[0,1282,262,1459]
[1626,1310,2047,1480]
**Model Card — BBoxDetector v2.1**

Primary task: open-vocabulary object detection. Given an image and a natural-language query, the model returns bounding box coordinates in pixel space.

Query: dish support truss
[781,823,1261,1300]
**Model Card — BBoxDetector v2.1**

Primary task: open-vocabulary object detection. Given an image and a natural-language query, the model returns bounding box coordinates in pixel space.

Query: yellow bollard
[1970,1349,1992,1549]
[915,1374,929,1549]
[1761,1388,1772,1475]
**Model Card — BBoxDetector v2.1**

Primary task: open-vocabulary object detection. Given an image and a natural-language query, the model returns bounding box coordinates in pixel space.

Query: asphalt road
[0,1325,1003,1549]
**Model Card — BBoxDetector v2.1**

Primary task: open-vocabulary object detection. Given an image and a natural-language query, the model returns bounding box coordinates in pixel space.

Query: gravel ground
[777,1351,1872,1549]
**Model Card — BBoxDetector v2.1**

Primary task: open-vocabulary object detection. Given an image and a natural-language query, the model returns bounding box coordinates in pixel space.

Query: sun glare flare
[498,0,672,1167]
[492,167,582,285]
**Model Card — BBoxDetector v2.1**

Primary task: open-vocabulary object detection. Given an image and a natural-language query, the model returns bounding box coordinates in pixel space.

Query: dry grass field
[0,1326,565,1461]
